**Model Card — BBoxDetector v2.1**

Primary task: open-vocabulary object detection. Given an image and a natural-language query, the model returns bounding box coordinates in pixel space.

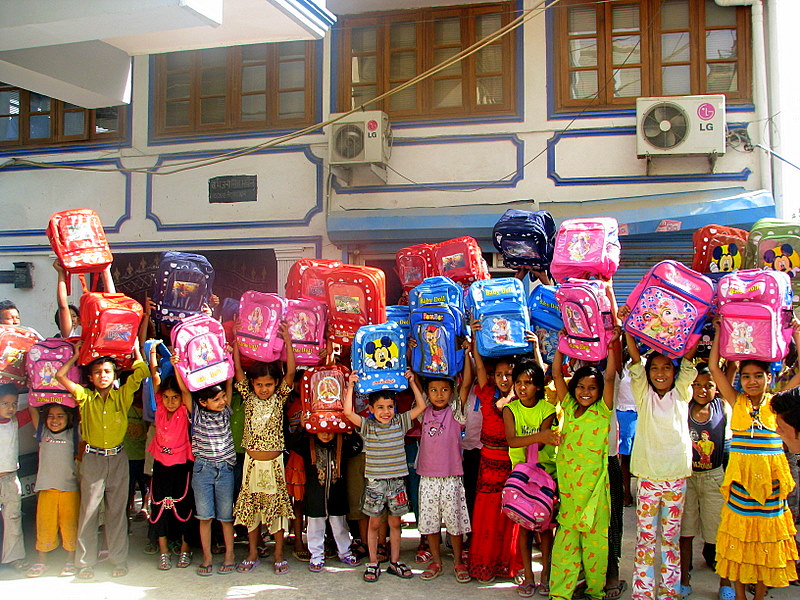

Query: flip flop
[196,564,213,577]
[274,560,289,575]
[77,566,95,580]
[111,564,128,578]
[59,562,77,577]
[518,583,537,598]
[604,580,628,600]
[236,559,260,573]
[218,563,236,575]
[26,563,47,578]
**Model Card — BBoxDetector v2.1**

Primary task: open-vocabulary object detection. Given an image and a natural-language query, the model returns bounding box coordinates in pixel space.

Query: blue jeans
[192,458,234,522]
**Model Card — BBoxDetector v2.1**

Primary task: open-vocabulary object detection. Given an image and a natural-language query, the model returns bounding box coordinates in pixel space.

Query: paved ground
[1,501,797,600]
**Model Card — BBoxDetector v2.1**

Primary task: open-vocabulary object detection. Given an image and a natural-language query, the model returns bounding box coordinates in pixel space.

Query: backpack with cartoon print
[744,219,800,304]
[352,322,408,394]
[467,278,532,357]
[410,304,465,378]
[300,364,353,433]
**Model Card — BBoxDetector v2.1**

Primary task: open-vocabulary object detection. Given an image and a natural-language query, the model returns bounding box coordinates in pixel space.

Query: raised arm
[170,353,194,413]
[343,372,362,428]
[551,344,569,403]
[709,318,737,406]
[617,305,641,365]
[148,340,163,389]
[458,343,475,405]
[279,321,296,386]
[407,370,428,421]
[232,329,246,382]
[781,319,800,391]
[55,340,82,395]
[603,327,621,409]
[53,260,74,338]
[471,320,489,388]
[101,264,116,293]
[525,330,545,371]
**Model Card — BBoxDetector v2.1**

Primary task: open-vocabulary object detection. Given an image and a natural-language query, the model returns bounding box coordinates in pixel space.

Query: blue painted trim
[546,126,751,185]
[145,145,323,231]
[0,157,132,236]
[273,0,336,30]
[332,133,525,194]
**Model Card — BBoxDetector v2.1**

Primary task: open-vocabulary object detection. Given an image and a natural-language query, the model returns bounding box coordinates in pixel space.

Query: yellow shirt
[73,360,149,449]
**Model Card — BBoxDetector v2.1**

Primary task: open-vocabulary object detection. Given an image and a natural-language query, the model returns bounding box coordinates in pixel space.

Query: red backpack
[432,236,489,286]
[300,364,353,433]
[47,209,113,293]
[286,259,343,302]
[324,265,387,345]
[692,225,748,275]
[0,325,39,389]
[395,244,436,292]
[79,292,143,369]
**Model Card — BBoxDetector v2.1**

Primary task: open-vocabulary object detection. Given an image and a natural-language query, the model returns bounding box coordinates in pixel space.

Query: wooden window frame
[554,0,751,113]
[335,2,517,122]
[152,41,318,139]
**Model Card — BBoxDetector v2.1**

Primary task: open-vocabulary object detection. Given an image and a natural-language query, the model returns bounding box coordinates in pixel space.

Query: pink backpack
[26,338,80,408]
[171,314,234,392]
[556,279,614,361]
[551,217,620,282]
[236,291,286,362]
[501,445,557,532]
[625,261,714,359]
[717,269,793,362]
[281,298,327,366]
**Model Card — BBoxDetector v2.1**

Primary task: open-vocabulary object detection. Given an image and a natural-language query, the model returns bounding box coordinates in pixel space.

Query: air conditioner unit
[636,95,726,157]
[328,111,392,166]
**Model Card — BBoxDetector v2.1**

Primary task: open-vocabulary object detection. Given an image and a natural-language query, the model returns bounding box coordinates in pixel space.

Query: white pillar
[274,245,316,294]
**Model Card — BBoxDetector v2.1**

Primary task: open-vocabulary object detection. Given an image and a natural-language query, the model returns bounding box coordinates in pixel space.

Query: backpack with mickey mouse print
[352,321,408,395]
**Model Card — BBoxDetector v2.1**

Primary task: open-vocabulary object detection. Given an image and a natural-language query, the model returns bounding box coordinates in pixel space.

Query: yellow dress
[716,393,798,587]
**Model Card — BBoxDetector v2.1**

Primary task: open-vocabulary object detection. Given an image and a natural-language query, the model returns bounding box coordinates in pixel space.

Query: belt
[85,444,124,456]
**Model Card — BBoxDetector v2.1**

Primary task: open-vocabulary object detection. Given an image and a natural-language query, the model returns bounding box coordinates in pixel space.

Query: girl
[503,359,559,598]
[709,322,800,600]
[231,323,295,575]
[148,358,195,571]
[26,403,80,578]
[549,333,619,600]
[618,305,698,600]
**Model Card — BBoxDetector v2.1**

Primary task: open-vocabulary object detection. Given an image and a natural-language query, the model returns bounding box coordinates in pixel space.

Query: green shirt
[505,398,556,468]
[123,404,147,460]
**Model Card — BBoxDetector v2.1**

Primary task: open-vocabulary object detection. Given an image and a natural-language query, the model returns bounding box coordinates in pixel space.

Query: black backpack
[492,209,556,269]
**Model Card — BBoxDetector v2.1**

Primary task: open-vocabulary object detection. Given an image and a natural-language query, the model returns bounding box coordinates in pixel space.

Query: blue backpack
[410,304,465,378]
[141,339,173,421]
[409,276,466,333]
[152,251,214,323]
[352,322,408,394]
[528,285,563,364]
[385,305,411,339]
[492,209,556,270]
[468,278,532,357]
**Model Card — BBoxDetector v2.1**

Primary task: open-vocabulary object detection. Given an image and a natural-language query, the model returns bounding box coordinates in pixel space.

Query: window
[335,2,517,121]
[0,84,124,149]
[555,0,751,112]
[153,41,318,138]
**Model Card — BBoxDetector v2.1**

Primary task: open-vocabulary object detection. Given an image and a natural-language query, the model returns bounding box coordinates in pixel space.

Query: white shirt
[0,417,19,472]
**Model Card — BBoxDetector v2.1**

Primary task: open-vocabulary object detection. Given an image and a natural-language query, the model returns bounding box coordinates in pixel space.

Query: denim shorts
[361,477,409,517]
[616,409,638,455]
[192,457,234,521]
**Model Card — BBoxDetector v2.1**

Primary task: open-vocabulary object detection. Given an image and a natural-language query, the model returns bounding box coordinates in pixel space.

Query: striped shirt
[191,404,235,465]
[360,411,413,479]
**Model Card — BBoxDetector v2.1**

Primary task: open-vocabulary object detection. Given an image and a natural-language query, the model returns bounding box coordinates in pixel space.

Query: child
[503,359,559,597]
[709,323,800,600]
[26,403,80,578]
[549,336,619,600]
[0,384,25,570]
[291,428,362,571]
[679,363,732,599]
[231,323,295,575]
[416,372,473,583]
[343,370,426,582]
[56,340,148,579]
[618,305,698,600]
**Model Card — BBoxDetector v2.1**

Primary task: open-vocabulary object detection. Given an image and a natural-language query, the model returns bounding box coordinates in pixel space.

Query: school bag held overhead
[47,209,113,293]
[236,291,286,363]
[79,292,143,368]
[744,218,800,303]
[410,304,465,379]
[396,243,436,292]
[0,325,40,389]
[528,285,563,364]
[432,236,490,286]
[152,251,214,323]
[468,278,532,357]
[550,217,620,282]
[26,338,80,407]
[556,280,615,361]
[324,264,387,345]
[171,314,234,392]
[691,224,748,276]
[352,322,408,395]
[280,298,327,366]
[286,258,343,302]
[492,209,557,270]
[300,364,353,433]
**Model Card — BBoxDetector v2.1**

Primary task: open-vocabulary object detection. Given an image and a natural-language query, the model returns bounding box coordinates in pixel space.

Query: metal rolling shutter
[613,232,695,303]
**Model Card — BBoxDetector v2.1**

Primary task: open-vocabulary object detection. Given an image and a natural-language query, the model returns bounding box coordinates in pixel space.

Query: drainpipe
[714,1,774,215]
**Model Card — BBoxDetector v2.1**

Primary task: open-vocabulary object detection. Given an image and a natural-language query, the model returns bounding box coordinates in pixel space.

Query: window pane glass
[166,72,190,99]
[612,35,640,65]
[477,13,502,38]
[352,27,376,52]
[662,0,689,29]
[200,97,225,123]
[612,5,639,33]
[352,56,376,83]
[569,6,596,35]
[435,48,462,76]
[662,32,690,62]
[476,76,503,105]
[613,67,641,97]
[707,62,737,92]
[0,90,20,116]
[706,0,737,27]
[662,65,691,95]
[166,52,190,70]
[706,29,737,60]
[242,65,266,93]
[201,47,227,68]
[241,94,266,121]
[390,51,416,79]
[166,101,189,127]
[435,18,460,45]
[389,84,416,111]
[351,85,376,109]
[94,107,118,134]
[30,113,50,138]
[30,93,50,112]
[64,111,85,136]
[434,79,462,108]
[201,68,226,95]
[241,44,267,63]
[390,22,416,48]
[0,116,19,141]
[279,41,306,60]
[476,45,502,74]
[570,71,598,99]
[279,62,304,89]
[279,91,305,119]
[569,38,598,67]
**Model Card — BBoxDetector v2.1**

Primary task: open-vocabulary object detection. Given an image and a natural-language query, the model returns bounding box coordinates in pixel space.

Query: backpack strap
[525,443,540,464]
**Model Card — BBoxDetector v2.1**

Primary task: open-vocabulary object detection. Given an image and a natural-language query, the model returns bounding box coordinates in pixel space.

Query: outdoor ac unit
[328,111,392,165]
[636,95,726,157]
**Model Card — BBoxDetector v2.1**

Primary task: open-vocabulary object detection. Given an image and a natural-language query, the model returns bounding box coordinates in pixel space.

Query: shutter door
[613,232,695,303]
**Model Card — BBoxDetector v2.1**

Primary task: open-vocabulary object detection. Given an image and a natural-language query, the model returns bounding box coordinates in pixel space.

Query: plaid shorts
[361,477,409,517]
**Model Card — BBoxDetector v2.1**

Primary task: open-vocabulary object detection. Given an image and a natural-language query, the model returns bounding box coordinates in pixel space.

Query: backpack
[396,244,436,292]
[47,209,113,294]
[550,217,620,282]
[692,224,748,275]
[501,444,557,532]
[744,219,800,302]
[352,322,409,394]
[468,278,532,357]
[432,236,490,285]
[141,339,173,418]
[26,338,80,407]
[528,285,563,364]
[409,276,465,314]
[286,258,343,302]
[717,269,794,362]
[492,209,557,270]
[556,279,614,361]
[236,291,286,362]
[300,364,353,433]
[0,325,39,389]
[281,298,327,366]
[171,314,234,392]
[385,305,411,339]
[324,265,387,345]
[410,304,465,378]
[624,261,714,359]
[79,292,143,368]
[152,251,214,323]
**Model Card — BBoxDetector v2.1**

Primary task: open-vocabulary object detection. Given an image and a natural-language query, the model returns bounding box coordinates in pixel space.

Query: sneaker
[339,554,361,567]
[309,560,324,573]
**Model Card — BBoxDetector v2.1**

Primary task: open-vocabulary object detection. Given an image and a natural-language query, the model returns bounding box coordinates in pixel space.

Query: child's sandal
[363,562,380,583]
[176,552,192,569]
[59,562,77,577]
[158,553,172,571]
[454,563,472,583]
[387,561,413,579]
[420,561,442,581]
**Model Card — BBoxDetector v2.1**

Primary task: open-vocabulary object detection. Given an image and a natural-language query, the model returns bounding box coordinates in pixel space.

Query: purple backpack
[171,314,234,392]
[236,291,286,362]
[501,445,557,532]
[26,338,80,408]
[280,298,327,366]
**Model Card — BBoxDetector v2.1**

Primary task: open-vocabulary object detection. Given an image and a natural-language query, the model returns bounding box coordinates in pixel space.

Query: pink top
[148,394,193,467]
[416,403,466,478]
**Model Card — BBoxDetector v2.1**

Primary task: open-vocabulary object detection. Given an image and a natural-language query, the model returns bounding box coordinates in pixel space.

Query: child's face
[69,308,80,329]
[316,431,334,443]
[648,355,676,395]
[0,308,20,325]
[0,394,18,419]
[427,380,453,409]
[89,361,116,390]
[691,373,717,405]
[199,390,227,412]
[161,389,183,414]
[776,413,800,454]
[45,405,68,434]
[740,363,770,398]
[494,362,514,394]
[514,372,539,404]
[252,375,277,401]
[369,396,396,424]
[574,375,601,408]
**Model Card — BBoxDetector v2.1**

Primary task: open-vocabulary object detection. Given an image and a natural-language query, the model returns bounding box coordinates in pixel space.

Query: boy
[56,340,148,579]
[343,369,426,582]
[0,384,26,570]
